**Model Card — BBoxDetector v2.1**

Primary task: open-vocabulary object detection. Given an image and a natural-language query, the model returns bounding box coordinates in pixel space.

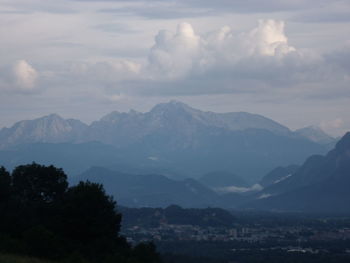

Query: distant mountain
[74,167,223,208]
[0,101,330,181]
[120,205,235,228]
[74,166,252,209]
[0,114,87,149]
[0,101,297,149]
[245,132,350,213]
[295,126,335,145]
[0,142,125,176]
[84,101,292,148]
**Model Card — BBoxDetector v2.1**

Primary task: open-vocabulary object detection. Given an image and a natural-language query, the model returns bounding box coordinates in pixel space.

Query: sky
[0,0,349,136]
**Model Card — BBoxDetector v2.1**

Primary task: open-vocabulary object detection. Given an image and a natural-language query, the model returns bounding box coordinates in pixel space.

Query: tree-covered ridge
[120,205,236,228]
[0,163,161,263]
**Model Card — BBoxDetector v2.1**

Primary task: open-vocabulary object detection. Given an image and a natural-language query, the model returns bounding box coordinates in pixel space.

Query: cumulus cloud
[13,60,39,91]
[146,20,296,80]
[13,19,347,101]
[128,19,328,96]
[248,20,295,56]
[44,19,347,99]
[0,60,39,93]
[148,22,201,79]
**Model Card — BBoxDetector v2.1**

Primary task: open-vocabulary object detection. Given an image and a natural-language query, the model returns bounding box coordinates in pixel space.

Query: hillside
[73,167,222,208]
[245,132,350,213]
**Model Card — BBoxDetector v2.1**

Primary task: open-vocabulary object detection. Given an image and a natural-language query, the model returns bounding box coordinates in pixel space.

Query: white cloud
[13,60,38,91]
[215,184,263,194]
[16,19,347,102]
[0,60,39,93]
[149,20,295,78]
[148,22,201,79]
[35,19,347,99]
[147,19,297,79]
[164,20,300,73]
[248,20,295,56]
[131,19,329,96]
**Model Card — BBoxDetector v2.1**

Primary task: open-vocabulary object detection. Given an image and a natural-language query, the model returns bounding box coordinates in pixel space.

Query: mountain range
[244,132,350,213]
[72,167,223,208]
[70,131,350,212]
[0,101,335,182]
[1,101,347,213]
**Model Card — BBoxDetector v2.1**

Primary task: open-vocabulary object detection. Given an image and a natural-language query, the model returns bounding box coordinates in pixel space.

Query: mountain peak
[100,111,122,122]
[0,113,87,149]
[151,100,194,113]
[295,125,335,144]
[44,113,63,119]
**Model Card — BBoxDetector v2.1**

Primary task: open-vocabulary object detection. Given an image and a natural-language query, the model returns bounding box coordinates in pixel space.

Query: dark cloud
[93,23,140,34]
[292,10,350,23]
[79,0,329,13]
[325,46,350,72]
[79,0,334,19]
[0,1,77,14]
[99,6,213,20]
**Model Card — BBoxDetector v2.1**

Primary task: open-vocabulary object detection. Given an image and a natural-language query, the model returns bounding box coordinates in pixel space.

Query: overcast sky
[0,0,349,136]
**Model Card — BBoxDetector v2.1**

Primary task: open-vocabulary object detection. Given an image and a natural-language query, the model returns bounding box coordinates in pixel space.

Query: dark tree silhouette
[0,164,161,263]
[12,163,68,205]
[0,166,12,234]
[60,181,121,242]
[0,166,11,202]
[133,242,162,263]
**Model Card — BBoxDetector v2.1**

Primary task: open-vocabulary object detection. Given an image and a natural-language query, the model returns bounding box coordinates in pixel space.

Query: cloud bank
[5,19,346,101]
[97,19,344,98]
[2,19,349,101]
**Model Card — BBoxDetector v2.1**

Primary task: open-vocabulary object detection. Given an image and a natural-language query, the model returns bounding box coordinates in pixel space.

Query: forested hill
[120,205,236,228]
[0,163,161,263]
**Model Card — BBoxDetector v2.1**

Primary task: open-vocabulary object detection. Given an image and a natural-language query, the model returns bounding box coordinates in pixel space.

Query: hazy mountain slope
[0,142,124,176]
[259,165,300,188]
[245,132,350,213]
[125,127,327,181]
[73,167,222,208]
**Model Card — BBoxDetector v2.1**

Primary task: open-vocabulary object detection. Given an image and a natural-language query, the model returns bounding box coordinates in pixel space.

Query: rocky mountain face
[0,114,87,149]
[82,101,294,149]
[245,132,350,213]
[0,101,294,149]
[0,101,331,181]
